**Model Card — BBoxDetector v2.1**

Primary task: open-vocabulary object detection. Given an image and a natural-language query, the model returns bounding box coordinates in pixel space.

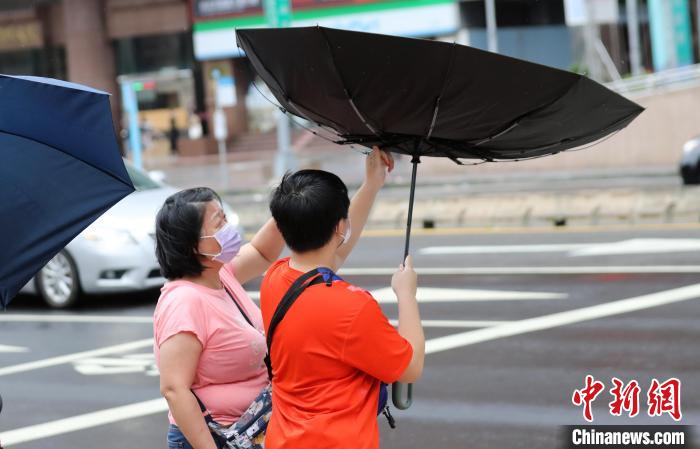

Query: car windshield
[125,162,160,191]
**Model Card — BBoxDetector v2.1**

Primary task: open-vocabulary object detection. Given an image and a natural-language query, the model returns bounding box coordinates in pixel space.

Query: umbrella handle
[393,155,419,411]
[403,155,421,259]
[392,381,413,410]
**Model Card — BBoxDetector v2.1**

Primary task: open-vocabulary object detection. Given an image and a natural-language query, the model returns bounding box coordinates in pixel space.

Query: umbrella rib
[239,33,353,135]
[426,42,457,141]
[317,27,385,142]
[471,122,520,146]
[468,76,585,148]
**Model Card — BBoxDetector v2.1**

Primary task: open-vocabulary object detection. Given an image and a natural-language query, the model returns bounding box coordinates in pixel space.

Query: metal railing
[606,63,700,96]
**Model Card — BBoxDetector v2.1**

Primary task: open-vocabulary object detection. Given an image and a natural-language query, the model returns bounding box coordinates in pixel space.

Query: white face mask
[338,218,352,245]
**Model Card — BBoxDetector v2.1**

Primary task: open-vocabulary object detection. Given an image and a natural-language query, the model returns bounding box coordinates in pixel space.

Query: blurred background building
[0,0,698,163]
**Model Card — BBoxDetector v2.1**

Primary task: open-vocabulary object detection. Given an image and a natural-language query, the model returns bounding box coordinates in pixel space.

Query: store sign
[193,0,262,17]
[193,0,400,19]
[193,0,460,60]
[648,0,694,71]
[263,0,291,27]
[0,22,42,51]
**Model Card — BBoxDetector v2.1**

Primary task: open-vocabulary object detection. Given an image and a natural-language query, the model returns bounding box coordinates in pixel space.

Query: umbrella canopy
[236,26,643,162]
[236,27,645,410]
[0,75,135,307]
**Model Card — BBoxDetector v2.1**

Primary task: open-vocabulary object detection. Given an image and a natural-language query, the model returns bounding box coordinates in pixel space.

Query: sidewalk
[141,137,697,231]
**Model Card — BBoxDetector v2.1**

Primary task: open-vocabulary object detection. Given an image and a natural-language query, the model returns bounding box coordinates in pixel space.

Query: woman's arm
[159,333,218,449]
[231,218,285,284]
[334,147,394,269]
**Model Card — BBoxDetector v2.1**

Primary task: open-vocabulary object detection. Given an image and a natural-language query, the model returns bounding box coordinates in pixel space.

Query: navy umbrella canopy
[0,75,135,307]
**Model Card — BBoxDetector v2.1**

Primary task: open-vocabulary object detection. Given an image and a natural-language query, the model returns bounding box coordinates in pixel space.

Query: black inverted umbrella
[0,75,135,307]
[236,26,644,408]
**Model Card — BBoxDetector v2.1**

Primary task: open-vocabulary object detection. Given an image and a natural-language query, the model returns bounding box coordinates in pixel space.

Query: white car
[20,162,240,308]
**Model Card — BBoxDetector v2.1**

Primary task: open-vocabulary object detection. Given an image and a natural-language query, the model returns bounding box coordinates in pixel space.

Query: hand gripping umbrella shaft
[393,155,420,410]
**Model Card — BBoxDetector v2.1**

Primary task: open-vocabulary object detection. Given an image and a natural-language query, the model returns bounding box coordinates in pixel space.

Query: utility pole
[485,0,498,53]
[264,0,296,178]
[584,0,604,80]
[626,0,643,76]
[697,0,700,62]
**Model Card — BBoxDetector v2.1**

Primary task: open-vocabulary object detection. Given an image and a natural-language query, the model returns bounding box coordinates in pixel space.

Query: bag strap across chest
[264,268,334,380]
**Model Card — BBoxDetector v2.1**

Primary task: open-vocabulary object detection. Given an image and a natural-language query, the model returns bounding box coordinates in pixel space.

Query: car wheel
[36,250,81,309]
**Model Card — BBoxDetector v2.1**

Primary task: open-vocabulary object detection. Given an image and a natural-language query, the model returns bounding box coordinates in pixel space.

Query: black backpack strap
[264,268,331,380]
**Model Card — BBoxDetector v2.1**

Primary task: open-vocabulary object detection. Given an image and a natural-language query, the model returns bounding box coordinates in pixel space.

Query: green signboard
[264,0,291,27]
[648,0,693,71]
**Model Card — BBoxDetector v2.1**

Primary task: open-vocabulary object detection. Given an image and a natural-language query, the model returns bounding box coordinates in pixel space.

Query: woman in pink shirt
[153,187,285,449]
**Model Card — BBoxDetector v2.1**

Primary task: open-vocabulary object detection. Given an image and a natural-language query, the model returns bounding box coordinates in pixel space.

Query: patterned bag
[204,384,273,449]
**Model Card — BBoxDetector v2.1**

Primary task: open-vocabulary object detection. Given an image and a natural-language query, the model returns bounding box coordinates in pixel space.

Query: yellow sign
[0,22,42,51]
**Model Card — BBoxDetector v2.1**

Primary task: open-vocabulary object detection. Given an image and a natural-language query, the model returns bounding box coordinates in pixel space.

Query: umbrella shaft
[403,156,420,260]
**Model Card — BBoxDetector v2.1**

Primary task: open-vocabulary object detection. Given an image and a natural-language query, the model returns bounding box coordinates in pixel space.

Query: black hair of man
[155,187,222,279]
[270,170,350,253]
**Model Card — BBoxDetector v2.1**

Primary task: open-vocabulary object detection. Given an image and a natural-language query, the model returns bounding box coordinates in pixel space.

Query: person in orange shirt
[260,147,425,449]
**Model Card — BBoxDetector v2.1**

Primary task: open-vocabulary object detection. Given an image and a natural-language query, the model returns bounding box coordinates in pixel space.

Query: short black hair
[155,187,222,280]
[270,170,350,253]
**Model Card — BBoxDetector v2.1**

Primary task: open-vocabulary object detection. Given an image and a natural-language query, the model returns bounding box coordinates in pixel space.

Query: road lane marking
[371,287,566,303]
[339,266,700,275]
[0,344,28,353]
[0,338,154,377]
[388,319,508,328]
[425,282,700,355]
[420,244,589,255]
[3,284,699,444]
[0,314,152,324]
[569,238,700,256]
[0,398,168,446]
[73,353,159,376]
[358,222,700,237]
[419,239,700,257]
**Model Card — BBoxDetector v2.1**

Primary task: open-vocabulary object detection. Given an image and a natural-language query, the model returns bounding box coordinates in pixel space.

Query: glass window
[115,33,194,76]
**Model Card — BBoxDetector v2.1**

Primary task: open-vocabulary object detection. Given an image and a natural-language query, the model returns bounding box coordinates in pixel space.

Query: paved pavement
[1,227,699,448]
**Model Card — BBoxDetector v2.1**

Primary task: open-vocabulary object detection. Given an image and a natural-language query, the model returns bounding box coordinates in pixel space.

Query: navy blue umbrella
[0,75,135,307]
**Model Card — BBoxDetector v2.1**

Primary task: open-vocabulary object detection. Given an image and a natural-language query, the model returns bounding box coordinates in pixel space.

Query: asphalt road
[1,226,699,449]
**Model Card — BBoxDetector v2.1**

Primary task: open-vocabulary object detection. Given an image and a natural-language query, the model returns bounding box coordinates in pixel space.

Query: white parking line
[0,338,154,377]
[425,282,700,354]
[0,398,168,446]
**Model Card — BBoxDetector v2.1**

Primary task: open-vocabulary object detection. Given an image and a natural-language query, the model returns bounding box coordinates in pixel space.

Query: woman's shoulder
[155,281,212,315]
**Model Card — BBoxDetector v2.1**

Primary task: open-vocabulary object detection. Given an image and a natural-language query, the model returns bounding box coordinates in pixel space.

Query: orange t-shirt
[260,258,413,449]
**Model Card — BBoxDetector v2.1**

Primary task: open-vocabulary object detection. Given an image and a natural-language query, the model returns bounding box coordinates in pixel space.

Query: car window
[125,162,160,191]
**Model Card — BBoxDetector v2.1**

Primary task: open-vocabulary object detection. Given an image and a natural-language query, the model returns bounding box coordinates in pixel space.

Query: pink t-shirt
[153,263,268,426]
